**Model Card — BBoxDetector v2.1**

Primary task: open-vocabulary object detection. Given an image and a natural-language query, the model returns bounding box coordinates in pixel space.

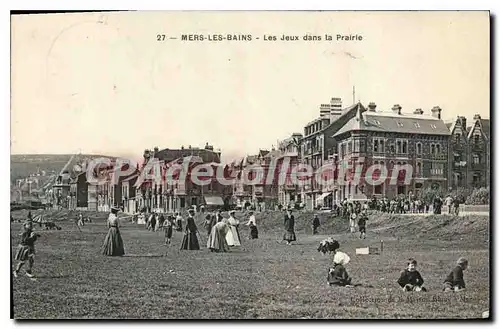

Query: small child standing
[357,210,368,239]
[163,215,174,246]
[443,257,468,292]
[13,222,40,278]
[397,258,427,292]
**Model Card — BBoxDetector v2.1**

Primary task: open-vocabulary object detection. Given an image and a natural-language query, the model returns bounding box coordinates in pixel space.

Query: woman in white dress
[225,210,241,247]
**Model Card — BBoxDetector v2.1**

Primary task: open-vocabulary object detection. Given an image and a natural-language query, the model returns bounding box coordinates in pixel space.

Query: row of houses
[235,97,490,211]
[48,98,489,214]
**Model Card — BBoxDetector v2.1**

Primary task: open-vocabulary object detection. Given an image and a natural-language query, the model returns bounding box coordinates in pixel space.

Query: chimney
[330,97,342,114]
[368,102,377,112]
[458,116,467,130]
[413,108,423,115]
[392,104,402,115]
[473,114,481,120]
[319,103,330,118]
[431,106,442,119]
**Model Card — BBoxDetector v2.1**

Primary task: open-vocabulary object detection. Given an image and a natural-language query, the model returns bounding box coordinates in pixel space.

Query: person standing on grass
[180,209,200,250]
[444,195,454,214]
[225,210,241,247]
[13,222,40,278]
[357,210,368,239]
[452,197,461,216]
[312,214,320,235]
[282,208,296,245]
[163,214,174,246]
[246,211,258,239]
[204,213,216,237]
[207,217,230,252]
[175,212,183,232]
[101,206,125,256]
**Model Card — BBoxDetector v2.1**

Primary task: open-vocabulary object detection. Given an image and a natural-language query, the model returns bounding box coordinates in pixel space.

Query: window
[474,135,480,144]
[347,141,352,153]
[431,144,435,155]
[416,142,422,155]
[396,139,408,154]
[431,163,444,176]
[473,154,480,164]
[374,183,383,195]
[354,139,360,152]
[373,138,385,153]
[436,144,441,155]
[455,134,460,143]
[416,162,422,176]
[390,144,395,153]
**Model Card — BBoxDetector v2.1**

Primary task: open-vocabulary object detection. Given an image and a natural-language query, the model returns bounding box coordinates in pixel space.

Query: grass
[11,210,490,319]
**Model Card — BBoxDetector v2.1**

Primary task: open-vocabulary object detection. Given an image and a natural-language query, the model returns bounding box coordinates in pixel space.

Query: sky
[11,11,490,163]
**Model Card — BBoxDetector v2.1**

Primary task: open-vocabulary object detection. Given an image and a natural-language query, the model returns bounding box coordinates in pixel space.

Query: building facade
[448,114,490,189]
[332,104,451,200]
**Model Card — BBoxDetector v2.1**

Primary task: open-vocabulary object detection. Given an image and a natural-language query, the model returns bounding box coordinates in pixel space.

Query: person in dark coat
[163,215,174,246]
[204,213,216,237]
[433,196,443,214]
[282,208,296,245]
[357,210,368,239]
[397,258,426,292]
[312,214,320,235]
[180,209,200,250]
[452,198,461,216]
[443,257,468,292]
[328,251,352,286]
[246,211,258,239]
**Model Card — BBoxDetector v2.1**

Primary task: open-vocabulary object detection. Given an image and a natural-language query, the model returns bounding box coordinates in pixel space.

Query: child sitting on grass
[397,258,427,292]
[327,251,352,287]
[443,257,468,292]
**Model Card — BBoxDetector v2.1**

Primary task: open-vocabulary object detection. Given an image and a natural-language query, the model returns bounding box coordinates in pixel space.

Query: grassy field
[11,210,490,319]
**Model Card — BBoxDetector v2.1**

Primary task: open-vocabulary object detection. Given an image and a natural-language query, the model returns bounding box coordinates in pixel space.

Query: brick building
[332,104,451,200]
[448,114,490,189]
[300,97,367,210]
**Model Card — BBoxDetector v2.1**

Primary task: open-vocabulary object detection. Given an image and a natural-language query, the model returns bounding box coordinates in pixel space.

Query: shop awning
[315,192,332,203]
[204,196,225,206]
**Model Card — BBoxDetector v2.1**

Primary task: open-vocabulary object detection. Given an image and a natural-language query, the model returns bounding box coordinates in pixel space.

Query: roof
[467,118,490,140]
[263,150,281,159]
[333,107,451,138]
[307,103,361,134]
[259,150,270,157]
[155,147,220,163]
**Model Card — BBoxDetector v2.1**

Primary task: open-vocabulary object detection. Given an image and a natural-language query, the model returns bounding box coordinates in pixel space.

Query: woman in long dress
[101,206,125,256]
[283,208,296,245]
[225,210,241,247]
[180,209,200,250]
[246,211,258,239]
[207,216,230,252]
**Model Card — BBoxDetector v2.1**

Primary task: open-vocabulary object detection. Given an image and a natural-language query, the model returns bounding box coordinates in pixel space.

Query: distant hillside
[10,154,115,184]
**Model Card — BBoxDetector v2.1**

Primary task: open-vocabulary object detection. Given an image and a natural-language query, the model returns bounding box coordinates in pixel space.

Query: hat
[457,257,468,266]
[229,210,236,215]
[333,251,350,266]
[188,208,195,214]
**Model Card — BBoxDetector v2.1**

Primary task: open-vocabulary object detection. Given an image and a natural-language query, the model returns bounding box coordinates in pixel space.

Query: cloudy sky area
[11,11,489,163]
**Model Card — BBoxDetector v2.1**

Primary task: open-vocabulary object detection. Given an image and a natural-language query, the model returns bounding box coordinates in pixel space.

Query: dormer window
[414,123,420,128]
[397,122,404,127]
[430,124,437,129]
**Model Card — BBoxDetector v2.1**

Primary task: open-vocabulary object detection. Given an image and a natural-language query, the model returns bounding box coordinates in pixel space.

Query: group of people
[99,206,262,256]
[320,239,469,293]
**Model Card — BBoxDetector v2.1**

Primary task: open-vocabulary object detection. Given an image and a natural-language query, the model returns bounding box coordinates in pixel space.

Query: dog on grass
[317,238,340,255]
